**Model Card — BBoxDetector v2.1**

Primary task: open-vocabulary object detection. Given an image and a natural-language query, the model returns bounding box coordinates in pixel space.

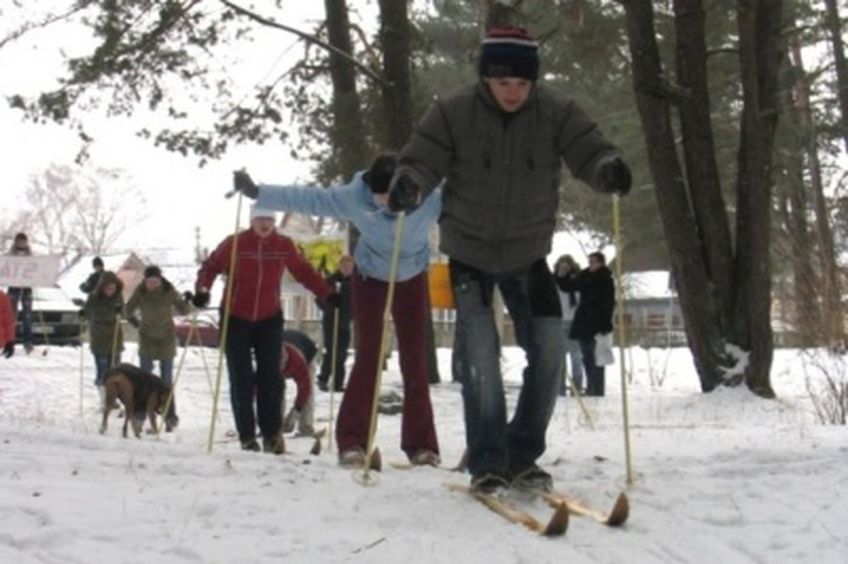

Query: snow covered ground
[1,343,845,563]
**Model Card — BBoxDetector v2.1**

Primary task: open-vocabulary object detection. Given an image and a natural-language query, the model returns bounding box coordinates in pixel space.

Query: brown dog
[100,363,172,438]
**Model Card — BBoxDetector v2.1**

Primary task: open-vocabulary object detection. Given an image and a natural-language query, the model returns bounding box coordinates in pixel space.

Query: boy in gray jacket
[388,26,631,493]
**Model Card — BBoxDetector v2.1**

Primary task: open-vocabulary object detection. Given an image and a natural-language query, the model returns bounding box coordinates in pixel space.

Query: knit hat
[250,204,276,219]
[478,26,539,81]
[363,152,397,194]
[143,265,162,279]
[92,257,104,268]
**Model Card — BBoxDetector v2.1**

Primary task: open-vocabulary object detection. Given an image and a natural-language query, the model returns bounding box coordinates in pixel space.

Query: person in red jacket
[193,205,335,454]
[280,331,318,437]
[0,290,15,358]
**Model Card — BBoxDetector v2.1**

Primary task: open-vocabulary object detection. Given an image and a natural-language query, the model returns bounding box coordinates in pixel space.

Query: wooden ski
[446,483,569,537]
[540,490,629,527]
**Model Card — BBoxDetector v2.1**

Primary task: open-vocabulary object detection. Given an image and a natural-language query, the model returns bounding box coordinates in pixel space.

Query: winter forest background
[1,3,847,425]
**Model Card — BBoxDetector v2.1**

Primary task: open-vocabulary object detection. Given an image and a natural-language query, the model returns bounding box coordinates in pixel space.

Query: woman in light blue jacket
[240,154,442,467]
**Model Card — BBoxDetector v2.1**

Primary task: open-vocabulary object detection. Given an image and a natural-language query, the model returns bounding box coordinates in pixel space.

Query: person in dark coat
[386,26,631,493]
[82,271,125,407]
[125,265,191,431]
[557,252,615,397]
[317,255,353,392]
[7,232,34,353]
[79,257,105,294]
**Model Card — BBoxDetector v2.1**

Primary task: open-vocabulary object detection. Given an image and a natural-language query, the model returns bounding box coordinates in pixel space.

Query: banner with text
[0,255,62,287]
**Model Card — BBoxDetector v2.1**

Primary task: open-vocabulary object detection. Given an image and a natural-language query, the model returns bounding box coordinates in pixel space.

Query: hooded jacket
[396,81,620,273]
[125,277,191,359]
[196,228,331,322]
[83,271,124,356]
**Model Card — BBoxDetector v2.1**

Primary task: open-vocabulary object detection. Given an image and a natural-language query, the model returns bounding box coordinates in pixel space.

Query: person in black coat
[556,251,615,396]
[79,257,105,294]
[317,255,354,392]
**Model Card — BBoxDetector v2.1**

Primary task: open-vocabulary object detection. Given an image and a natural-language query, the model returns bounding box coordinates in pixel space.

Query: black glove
[387,174,421,212]
[597,156,632,196]
[233,170,259,199]
[3,342,14,358]
[114,304,124,313]
[182,291,193,303]
[323,292,342,310]
[128,316,141,329]
[78,309,86,319]
[192,290,210,308]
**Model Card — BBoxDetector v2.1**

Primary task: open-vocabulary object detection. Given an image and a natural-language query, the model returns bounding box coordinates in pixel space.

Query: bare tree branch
[219,0,386,85]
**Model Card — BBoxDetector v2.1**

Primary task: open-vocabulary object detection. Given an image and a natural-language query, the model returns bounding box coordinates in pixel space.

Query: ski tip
[607,492,630,527]
[543,501,569,536]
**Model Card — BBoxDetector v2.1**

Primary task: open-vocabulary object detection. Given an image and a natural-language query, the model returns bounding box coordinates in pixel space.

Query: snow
[1,344,846,563]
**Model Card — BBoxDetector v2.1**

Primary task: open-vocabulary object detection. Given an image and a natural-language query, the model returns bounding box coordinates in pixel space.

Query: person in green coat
[125,265,191,431]
[82,270,124,407]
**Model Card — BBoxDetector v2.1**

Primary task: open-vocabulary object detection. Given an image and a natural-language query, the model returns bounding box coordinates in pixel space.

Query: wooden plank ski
[446,483,568,537]
[540,491,629,527]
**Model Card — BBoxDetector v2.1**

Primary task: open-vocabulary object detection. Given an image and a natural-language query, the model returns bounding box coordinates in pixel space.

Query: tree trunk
[378,0,413,147]
[623,0,782,396]
[623,0,729,392]
[789,35,844,347]
[324,0,367,176]
[733,0,782,397]
[672,0,736,331]
[378,0,441,383]
[776,68,820,341]
[823,0,848,152]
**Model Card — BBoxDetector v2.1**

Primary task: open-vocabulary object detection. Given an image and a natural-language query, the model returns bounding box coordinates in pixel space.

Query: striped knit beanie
[478,26,539,81]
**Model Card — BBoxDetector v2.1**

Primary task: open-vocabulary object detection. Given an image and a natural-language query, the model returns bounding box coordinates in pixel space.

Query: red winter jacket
[0,291,14,348]
[196,229,331,322]
[281,341,311,411]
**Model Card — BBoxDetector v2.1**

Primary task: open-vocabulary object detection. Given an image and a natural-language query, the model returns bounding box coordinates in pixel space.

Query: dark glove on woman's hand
[192,290,210,308]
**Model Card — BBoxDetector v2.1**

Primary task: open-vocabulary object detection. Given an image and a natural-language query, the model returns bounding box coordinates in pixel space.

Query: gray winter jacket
[397,81,619,273]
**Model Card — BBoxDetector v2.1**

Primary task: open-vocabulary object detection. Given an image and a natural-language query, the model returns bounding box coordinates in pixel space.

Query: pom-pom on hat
[478,26,540,81]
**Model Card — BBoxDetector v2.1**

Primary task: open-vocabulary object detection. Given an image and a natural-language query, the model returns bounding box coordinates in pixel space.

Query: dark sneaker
[511,464,553,492]
[470,472,511,495]
[317,380,329,392]
[241,438,261,452]
[410,449,441,467]
[262,434,286,455]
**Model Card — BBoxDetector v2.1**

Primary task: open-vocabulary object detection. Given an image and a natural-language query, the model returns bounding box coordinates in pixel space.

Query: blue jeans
[450,259,564,477]
[93,353,121,386]
[139,356,174,386]
[139,356,177,419]
[560,320,584,394]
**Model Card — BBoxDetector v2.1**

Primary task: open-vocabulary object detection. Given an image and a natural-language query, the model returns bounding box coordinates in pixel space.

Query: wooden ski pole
[566,374,595,430]
[359,211,405,484]
[79,316,85,417]
[109,311,121,368]
[612,194,634,485]
[327,307,340,453]
[207,191,244,453]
